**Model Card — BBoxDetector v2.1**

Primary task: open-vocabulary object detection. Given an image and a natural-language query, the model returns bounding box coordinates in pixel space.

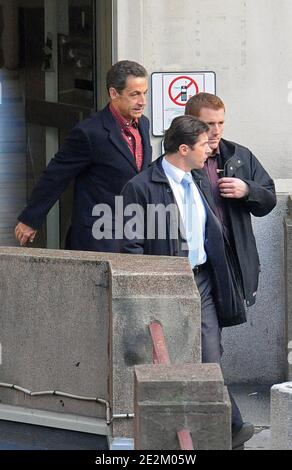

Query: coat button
[166,188,172,192]
[230,166,233,171]
[238,160,241,164]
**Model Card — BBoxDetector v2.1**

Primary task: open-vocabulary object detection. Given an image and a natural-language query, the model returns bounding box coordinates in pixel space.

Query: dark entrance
[0,0,112,248]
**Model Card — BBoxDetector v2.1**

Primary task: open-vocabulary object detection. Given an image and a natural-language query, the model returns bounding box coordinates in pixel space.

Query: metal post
[177,429,194,450]
[149,320,171,365]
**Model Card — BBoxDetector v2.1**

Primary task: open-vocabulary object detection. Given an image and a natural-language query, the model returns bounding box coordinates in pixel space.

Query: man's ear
[109,87,120,100]
[178,144,189,156]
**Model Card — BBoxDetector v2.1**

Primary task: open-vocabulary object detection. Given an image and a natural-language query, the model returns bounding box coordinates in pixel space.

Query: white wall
[114,0,292,384]
[115,0,292,179]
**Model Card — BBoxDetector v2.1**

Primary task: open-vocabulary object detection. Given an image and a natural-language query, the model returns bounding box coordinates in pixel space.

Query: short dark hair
[106,60,147,93]
[185,92,225,117]
[164,115,209,154]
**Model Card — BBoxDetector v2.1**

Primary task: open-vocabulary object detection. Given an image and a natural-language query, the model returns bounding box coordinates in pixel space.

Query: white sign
[151,71,216,136]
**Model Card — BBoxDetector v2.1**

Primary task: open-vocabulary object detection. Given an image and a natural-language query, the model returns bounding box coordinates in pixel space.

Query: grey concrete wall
[0,248,110,420]
[0,248,201,438]
[114,0,292,179]
[222,180,292,384]
[114,2,292,383]
[284,196,292,380]
[109,255,201,437]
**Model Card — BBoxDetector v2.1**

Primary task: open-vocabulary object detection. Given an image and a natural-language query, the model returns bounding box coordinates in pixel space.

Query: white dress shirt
[162,157,207,265]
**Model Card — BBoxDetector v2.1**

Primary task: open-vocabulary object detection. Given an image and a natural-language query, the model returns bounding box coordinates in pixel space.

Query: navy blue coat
[120,157,246,327]
[18,105,152,252]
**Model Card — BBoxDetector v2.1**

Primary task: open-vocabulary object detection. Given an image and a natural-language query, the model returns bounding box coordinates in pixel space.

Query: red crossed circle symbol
[168,76,199,106]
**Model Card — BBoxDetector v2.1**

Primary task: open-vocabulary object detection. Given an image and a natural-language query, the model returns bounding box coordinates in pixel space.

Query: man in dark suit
[120,115,249,448]
[15,60,152,251]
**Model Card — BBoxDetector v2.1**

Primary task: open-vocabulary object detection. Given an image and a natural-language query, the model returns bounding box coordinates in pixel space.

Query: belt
[192,262,208,276]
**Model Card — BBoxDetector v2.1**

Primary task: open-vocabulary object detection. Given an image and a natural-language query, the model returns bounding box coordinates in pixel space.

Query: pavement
[229,384,271,450]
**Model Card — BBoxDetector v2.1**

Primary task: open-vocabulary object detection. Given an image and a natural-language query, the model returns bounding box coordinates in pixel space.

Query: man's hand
[15,222,37,246]
[218,177,249,199]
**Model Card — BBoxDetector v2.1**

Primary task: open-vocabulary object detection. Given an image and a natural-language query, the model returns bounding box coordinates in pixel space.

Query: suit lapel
[139,120,151,170]
[191,171,224,237]
[193,169,218,214]
[101,106,138,172]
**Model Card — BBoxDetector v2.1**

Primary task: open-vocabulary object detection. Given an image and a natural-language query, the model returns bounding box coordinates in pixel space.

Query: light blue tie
[181,173,200,268]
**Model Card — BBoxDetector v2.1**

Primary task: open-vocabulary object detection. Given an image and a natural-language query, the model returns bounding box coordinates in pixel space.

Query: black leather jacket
[195,138,276,306]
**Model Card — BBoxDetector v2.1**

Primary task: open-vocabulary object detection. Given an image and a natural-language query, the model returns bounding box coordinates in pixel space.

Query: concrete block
[110,255,201,438]
[134,364,231,450]
[0,248,110,420]
[271,382,292,449]
[284,197,292,380]
[0,248,201,440]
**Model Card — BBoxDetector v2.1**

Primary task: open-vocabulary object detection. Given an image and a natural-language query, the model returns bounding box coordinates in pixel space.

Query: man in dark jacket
[185,92,276,448]
[120,115,250,449]
[15,60,152,251]
[185,92,276,308]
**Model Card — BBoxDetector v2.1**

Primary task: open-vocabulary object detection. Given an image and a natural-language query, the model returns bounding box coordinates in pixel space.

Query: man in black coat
[15,60,152,251]
[185,93,276,448]
[185,92,276,308]
[120,115,250,449]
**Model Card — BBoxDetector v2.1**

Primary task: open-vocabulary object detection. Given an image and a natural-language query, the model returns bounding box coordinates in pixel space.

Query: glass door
[57,0,95,248]
[22,0,111,248]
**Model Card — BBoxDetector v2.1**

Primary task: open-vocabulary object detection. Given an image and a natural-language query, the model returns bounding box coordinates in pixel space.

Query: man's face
[109,76,148,120]
[186,132,211,170]
[198,107,225,153]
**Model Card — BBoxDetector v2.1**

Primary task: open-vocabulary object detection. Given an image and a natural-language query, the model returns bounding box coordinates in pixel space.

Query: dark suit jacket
[18,104,152,252]
[120,157,246,327]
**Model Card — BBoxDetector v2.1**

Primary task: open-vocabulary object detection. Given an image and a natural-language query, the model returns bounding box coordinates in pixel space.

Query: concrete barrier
[0,247,201,439]
[134,363,231,450]
[284,195,292,381]
[271,382,292,449]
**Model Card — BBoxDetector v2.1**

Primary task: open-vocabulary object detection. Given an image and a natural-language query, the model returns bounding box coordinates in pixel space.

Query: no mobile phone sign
[151,71,216,136]
[168,76,199,106]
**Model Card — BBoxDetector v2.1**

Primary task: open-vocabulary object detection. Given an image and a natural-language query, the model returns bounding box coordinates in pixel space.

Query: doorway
[0,0,112,248]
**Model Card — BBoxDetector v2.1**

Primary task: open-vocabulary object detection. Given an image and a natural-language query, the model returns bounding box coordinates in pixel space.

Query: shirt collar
[162,157,190,184]
[208,145,221,160]
[109,102,139,128]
